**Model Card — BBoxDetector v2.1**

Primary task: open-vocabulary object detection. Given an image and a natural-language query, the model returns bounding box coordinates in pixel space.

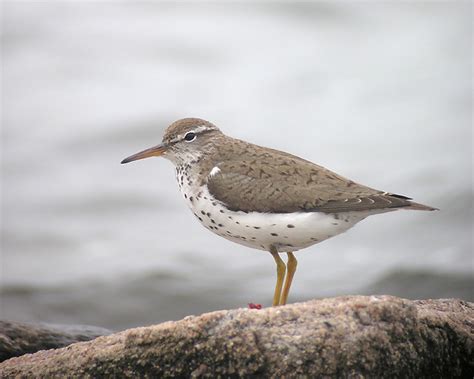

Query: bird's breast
[175,170,369,252]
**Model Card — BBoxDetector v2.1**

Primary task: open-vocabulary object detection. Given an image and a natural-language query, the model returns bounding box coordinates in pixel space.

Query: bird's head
[121,118,222,165]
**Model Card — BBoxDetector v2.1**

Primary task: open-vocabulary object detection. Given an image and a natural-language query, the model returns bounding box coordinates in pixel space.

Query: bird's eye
[184,132,196,142]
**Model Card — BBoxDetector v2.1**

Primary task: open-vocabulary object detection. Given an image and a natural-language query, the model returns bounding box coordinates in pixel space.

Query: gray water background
[1,2,472,330]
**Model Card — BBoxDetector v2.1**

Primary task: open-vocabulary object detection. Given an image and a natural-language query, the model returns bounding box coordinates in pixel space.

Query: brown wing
[206,151,430,213]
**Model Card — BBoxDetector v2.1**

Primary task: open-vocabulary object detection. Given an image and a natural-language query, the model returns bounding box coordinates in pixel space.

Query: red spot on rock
[248,303,262,310]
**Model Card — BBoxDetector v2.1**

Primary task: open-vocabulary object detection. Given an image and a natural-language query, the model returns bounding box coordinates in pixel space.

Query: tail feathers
[405,201,439,211]
[386,193,438,211]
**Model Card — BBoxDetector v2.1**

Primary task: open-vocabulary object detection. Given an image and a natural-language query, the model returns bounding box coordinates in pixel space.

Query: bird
[121,118,437,306]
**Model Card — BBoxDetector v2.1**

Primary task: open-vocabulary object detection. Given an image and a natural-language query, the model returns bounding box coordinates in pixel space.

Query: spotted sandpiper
[121,118,437,306]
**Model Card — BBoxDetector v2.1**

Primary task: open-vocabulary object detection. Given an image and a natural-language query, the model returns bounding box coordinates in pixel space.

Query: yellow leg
[279,252,297,305]
[270,246,286,306]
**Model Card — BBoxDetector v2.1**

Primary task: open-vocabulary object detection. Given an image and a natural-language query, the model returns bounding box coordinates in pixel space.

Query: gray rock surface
[0,296,472,378]
[0,321,111,362]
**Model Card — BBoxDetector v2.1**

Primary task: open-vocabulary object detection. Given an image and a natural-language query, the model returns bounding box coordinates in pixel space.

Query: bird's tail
[406,201,439,211]
[387,193,438,211]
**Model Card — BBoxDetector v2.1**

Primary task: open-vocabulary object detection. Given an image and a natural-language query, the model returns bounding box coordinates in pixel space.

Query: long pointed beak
[121,143,168,164]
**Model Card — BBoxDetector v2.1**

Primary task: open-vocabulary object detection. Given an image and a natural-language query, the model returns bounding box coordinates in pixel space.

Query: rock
[0,321,111,362]
[0,296,472,378]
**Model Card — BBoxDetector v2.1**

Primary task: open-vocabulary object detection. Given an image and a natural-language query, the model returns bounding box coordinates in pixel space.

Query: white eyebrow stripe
[193,125,217,133]
[170,125,219,143]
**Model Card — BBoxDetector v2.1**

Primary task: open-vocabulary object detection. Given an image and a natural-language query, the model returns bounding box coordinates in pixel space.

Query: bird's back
[204,137,435,214]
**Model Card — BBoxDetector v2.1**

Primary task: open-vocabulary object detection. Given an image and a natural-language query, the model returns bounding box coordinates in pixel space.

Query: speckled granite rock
[0,321,111,362]
[1,296,472,378]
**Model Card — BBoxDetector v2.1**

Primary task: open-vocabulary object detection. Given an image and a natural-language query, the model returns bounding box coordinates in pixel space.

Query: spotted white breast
[175,165,385,252]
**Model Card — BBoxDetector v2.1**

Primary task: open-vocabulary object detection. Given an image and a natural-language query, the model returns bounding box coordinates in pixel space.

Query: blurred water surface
[1,2,472,330]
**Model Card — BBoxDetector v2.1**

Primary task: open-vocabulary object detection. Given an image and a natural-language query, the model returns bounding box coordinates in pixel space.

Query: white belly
[178,183,377,253]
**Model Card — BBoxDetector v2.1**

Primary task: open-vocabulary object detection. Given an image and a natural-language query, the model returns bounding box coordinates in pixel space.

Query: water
[1,2,472,331]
